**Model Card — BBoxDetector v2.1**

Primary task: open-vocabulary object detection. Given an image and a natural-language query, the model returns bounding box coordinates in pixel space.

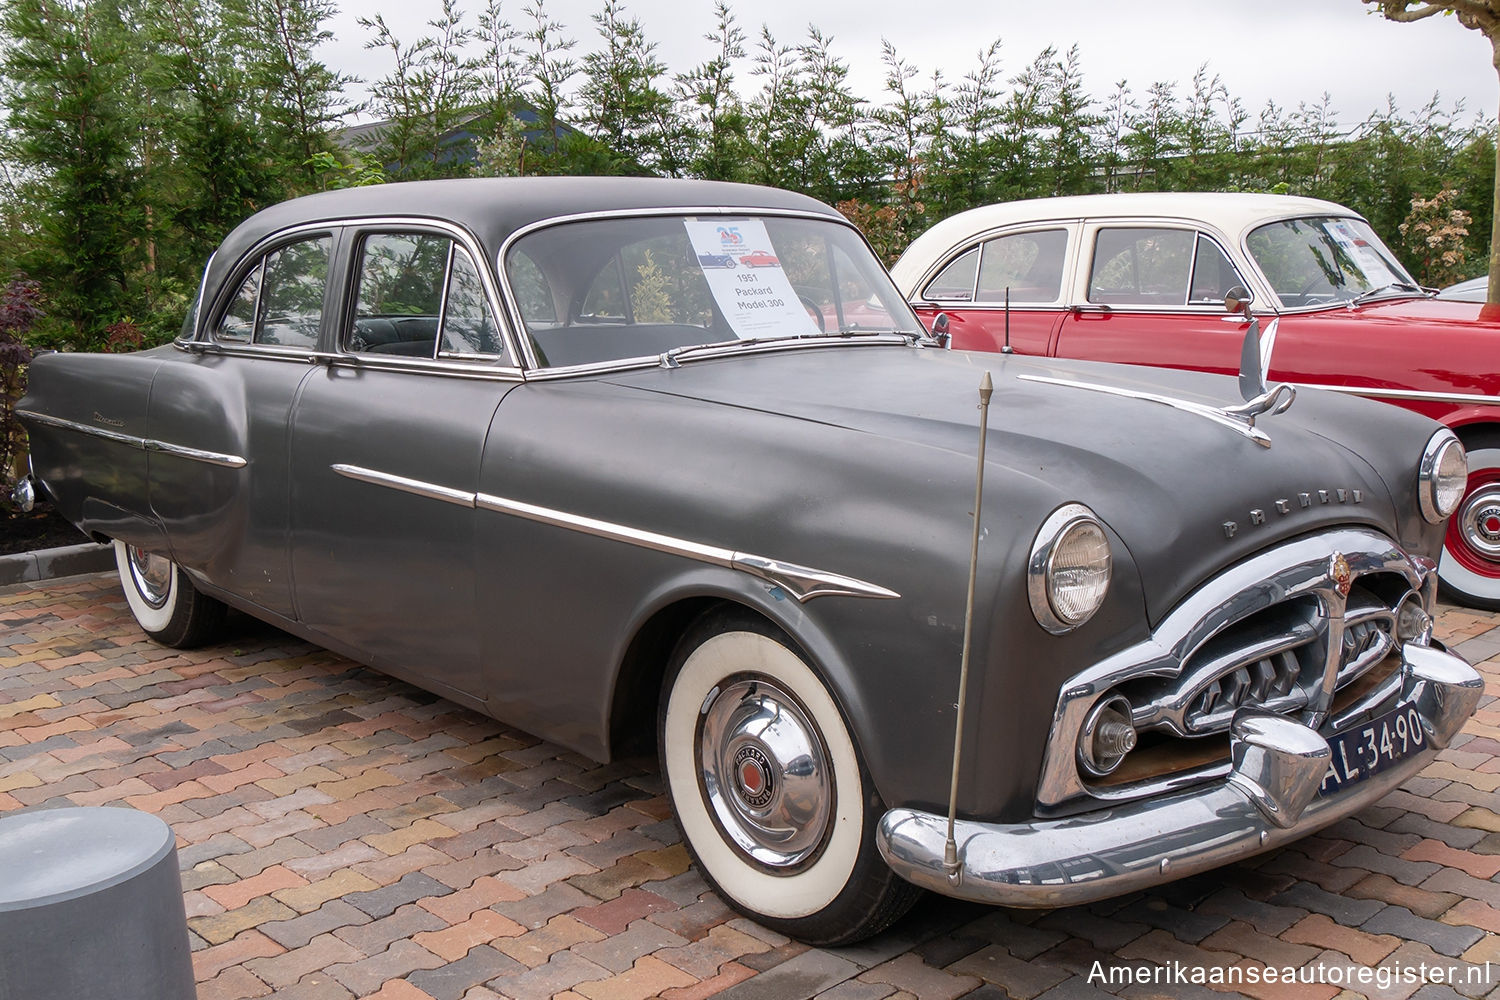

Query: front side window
[348,231,506,361]
[507,215,919,369]
[1188,235,1244,304]
[1247,216,1417,308]
[1088,227,1194,305]
[214,235,331,347]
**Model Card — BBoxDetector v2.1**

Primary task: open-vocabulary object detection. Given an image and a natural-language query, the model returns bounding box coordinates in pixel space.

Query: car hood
[606,344,1438,623]
[1326,296,1500,329]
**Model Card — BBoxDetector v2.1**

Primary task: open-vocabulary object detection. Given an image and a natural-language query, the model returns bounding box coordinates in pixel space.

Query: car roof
[891,191,1361,290]
[208,176,840,279]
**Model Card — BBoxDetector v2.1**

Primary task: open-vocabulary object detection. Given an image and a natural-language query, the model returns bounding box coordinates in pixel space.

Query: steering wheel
[798,293,826,332]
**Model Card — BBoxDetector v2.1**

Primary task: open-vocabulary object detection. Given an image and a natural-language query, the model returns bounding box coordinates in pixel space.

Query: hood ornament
[1226,285,1297,441]
[1020,287,1300,449]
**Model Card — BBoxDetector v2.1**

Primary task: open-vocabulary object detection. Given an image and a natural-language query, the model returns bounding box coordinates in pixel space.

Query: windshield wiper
[658,330,904,368]
[1348,281,1426,307]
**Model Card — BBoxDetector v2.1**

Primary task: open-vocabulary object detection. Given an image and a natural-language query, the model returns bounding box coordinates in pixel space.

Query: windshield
[505,214,922,368]
[1246,216,1418,308]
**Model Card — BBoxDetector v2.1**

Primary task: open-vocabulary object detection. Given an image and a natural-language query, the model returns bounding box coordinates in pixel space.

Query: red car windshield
[1247,216,1419,309]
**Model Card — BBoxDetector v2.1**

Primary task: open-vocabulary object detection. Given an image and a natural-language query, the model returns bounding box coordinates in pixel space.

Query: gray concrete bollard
[0,806,197,1000]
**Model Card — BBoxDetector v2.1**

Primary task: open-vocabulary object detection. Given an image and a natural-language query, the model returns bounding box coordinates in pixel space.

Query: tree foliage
[1363,0,1500,300]
[1,0,1495,349]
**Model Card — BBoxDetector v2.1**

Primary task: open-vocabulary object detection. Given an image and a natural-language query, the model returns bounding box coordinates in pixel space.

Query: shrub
[0,276,42,496]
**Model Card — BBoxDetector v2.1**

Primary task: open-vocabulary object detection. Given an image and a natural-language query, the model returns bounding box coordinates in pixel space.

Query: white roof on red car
[891,192,1361,292]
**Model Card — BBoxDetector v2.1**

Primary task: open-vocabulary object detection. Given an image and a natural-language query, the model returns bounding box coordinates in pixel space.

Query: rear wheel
[114,540,227,648]
[659,609,920,946]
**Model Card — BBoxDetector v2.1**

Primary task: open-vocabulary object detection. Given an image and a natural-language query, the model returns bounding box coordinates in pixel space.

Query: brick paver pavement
[1,571,1496,1000]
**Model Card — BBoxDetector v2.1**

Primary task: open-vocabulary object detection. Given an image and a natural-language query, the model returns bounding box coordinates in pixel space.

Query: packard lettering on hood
[14,177,1482,948]
[1224,488,1366,538]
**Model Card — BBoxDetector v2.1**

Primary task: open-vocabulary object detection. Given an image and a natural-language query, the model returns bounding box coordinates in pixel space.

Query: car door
[907,226,1075,355]
[150,229,335,619]
[1053,223,1251,377]
[288,224,519,704]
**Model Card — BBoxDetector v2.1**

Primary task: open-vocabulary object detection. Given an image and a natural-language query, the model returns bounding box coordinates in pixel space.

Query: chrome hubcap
[1459,486,1500,561]
[126,545,172,609]
[698,677,832,870]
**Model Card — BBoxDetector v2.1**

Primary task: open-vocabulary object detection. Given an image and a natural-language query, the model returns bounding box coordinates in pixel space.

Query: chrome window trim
[208,227,335,352]
[918,244,981,303]
[1083,223,1246,309]
[175,250,217,345]
[331,462,899,602]
[515,334,912,382]
[1034,527,1429,817]
[494,206,892,374]
[199,216,522,369]
[914,222,1081,307]
[329,355,525,382]
[23,411,248,468]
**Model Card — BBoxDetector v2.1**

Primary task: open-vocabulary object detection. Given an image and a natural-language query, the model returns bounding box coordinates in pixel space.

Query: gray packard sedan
[14,178,1484,945]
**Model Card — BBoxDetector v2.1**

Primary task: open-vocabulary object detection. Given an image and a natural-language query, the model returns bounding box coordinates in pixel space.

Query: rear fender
[18,351,165,545]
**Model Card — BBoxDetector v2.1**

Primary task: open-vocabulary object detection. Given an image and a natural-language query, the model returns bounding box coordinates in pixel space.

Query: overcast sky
[324,0,1496,130]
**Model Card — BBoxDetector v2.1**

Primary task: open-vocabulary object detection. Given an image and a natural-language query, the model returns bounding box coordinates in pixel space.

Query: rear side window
[977,229,1067,303]
[214,234,332,347]
[923,247,978,301]
[348,232,507,361]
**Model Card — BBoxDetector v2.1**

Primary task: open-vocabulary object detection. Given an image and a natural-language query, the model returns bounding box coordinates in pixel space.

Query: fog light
[1396,595,1431,643]
[1078,694,1137,777]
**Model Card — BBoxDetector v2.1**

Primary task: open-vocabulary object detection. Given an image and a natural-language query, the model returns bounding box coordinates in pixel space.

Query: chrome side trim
[22,411,248,468]
[1299,383,1500,408]
[330,463,899,602]
[1018,374,1293,448]
[330,464,476,507]
[877,641,1480,907]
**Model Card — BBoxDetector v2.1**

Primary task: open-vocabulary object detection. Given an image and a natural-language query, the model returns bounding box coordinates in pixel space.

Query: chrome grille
[1124,583,1399,739]
[1036,527,1434,817]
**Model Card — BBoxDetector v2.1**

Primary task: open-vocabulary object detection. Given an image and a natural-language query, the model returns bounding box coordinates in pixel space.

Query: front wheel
[659,610,920,946]
[1440,433,1500,611]
[114,540,227,648]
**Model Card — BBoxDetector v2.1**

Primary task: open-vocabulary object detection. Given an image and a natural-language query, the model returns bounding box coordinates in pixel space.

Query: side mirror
[932,312,952,349]
[1224,286,1254,317]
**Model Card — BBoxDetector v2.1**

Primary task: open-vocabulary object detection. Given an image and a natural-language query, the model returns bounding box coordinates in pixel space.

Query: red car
[892,193,1500,608]
[739,250,781,268]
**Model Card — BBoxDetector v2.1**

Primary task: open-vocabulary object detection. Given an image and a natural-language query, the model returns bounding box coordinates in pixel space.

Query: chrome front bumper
[877,641,1482,907]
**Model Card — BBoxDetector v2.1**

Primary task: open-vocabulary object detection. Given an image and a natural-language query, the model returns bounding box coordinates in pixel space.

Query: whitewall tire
[114,540,227,648]
[1440,435,1500,611]
[659,610,920,945]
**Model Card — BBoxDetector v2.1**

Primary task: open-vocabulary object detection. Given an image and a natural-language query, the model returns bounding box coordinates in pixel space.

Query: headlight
[1418,430,1467,523]
[1028,503,1112,633]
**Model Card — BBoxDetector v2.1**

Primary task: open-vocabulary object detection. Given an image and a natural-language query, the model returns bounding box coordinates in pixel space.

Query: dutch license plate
[1318,701,1427,796]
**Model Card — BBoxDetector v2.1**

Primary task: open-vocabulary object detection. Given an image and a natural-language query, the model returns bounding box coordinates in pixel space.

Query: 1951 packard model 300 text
[14,179,1484,945]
